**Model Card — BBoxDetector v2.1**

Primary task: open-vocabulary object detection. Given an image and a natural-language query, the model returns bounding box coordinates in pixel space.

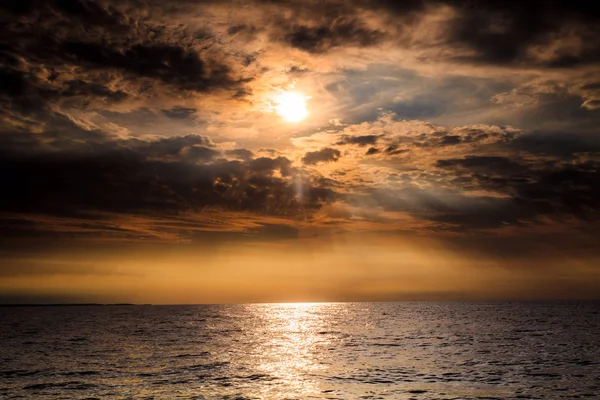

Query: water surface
[1,302,599,399]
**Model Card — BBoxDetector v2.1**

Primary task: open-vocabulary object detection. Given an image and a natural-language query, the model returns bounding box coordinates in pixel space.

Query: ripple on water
[0,302,598,399]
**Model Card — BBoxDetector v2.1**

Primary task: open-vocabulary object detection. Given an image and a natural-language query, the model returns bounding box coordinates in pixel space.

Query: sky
[1,0,600,303]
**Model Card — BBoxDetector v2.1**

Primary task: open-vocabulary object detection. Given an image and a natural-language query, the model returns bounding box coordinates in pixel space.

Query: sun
[274,91,309,123]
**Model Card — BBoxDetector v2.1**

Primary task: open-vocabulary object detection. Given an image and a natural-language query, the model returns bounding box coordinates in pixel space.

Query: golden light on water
[274,91,309,122]
[247,303,333,397]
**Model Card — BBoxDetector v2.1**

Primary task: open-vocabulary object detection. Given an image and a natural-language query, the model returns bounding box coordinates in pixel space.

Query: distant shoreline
[0,303,143,307]
[1,300,599,307]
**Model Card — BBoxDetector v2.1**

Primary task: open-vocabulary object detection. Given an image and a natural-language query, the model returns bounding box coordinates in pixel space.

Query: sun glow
[274,91,309,122]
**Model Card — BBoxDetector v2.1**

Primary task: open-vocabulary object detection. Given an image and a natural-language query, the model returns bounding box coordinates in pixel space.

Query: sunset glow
[1,0,599,305]
[274,91,309,122]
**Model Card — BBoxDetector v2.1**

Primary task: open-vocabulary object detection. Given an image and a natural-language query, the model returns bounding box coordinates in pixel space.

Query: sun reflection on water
[244,303,336,398]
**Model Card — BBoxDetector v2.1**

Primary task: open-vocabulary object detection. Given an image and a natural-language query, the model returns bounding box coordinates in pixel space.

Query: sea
[1,302,599,399]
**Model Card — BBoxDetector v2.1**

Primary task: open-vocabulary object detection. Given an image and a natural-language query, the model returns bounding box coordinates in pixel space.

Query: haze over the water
[1,0,600,303]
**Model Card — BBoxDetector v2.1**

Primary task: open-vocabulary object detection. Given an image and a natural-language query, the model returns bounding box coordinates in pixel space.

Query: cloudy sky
[1,0,600,303]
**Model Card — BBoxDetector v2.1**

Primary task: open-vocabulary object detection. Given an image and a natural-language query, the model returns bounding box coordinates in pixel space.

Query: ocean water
[0,302,599,399]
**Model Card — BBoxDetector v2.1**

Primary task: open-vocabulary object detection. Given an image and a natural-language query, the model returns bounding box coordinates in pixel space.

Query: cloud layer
[1,0,600,300]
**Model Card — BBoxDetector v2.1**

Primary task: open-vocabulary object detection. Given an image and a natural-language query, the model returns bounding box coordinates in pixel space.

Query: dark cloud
[349,0,600,68]
[349,123,519,158]
[580,82,600,91]
[515,162,600,219]
[431,154,600,227]
[226,148,255,160]
[0,69,28,98]
[0,0,252,121]
[184,146,221,162]
[270,0,600,68]
[281,18,384,54]
[0,130,337,231]
[583,99,600,109]
[439,135,462,146]
[384,145,409,156]
[360,0,427,14]
[61,80,129,102]
[254,0,600,73]
[117,135,220,164]
[302,148,341,165]
[162,107,197,119]
[434,156,523,174]
[60,42,241,93]
[336,135,380,147]
[1,0,129,26]
[446,0,600,67]
[249,156,292,175]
